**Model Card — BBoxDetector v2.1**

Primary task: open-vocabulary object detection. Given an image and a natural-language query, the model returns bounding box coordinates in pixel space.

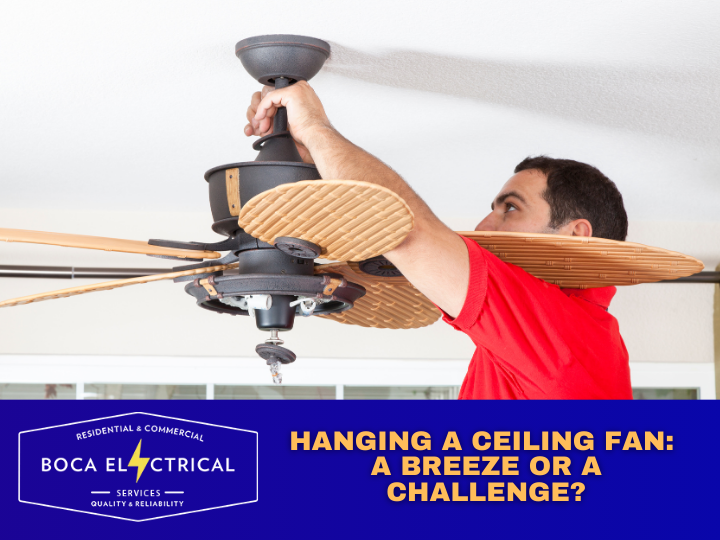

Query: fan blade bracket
[148,236,242,252]
[147,254,204,262]
[173,270,227,284]
[171,253,240,283]
[198,277,219,298]
[322,276,345,296]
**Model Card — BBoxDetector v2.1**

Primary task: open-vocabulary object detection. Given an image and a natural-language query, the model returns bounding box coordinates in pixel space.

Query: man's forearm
[304,125,440,228]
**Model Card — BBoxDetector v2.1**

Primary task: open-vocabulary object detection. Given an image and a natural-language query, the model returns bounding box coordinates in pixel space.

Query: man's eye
[506,203,517,212]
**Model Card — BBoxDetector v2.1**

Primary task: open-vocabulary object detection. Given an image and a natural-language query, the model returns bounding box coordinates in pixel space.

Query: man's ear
[567,218,593,237]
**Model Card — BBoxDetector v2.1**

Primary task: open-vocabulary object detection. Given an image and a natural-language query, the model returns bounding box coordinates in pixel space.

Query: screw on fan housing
[357,256,404,277]
[274,236,322,259]
[265,329,285,346]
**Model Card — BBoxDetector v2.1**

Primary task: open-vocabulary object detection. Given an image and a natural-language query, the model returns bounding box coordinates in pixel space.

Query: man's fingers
[248,92,262,118]
[246,91,263,129]
[258,117,272,134]
[255,89,290,121]
[244,122,273,137]
[256,98,278,134]
[248,84,313,138]
[255,86,275,125]
[244,87,281,137]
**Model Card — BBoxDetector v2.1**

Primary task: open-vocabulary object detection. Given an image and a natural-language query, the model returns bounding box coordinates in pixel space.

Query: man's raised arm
[245,82,470,318]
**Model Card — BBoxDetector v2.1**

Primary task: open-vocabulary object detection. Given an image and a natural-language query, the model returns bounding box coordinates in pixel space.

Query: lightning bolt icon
[128,439,150,483]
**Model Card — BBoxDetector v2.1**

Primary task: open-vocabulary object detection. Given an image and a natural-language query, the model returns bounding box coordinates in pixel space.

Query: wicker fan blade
[315,262,440,329]
[238,180,414,262]
[0,228,221,260]
[0,263,238,308]
[462,231,704,288]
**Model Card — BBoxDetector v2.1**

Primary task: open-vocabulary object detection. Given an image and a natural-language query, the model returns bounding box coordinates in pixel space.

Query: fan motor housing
[184,246,365,329]
[184,271,365,321]
[205,162,319,237]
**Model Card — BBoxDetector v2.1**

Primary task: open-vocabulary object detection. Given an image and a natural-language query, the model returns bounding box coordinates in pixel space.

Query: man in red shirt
[245,83,632,399]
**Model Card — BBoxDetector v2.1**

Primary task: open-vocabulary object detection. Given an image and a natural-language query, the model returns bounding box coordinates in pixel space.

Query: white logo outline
[18,411,259,522]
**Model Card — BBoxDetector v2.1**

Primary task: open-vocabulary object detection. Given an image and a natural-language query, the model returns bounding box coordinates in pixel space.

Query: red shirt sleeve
[442,237,488,332]
[442,235,629,398]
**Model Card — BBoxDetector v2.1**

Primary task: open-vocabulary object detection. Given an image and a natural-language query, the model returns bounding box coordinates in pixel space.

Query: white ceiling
[0,0,718,225]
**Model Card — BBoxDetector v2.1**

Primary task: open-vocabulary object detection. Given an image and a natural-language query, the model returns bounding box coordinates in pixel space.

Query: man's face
[474,169,556,233]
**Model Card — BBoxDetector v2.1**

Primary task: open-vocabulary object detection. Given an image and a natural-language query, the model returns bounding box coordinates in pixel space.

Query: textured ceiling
[0,0,718,223]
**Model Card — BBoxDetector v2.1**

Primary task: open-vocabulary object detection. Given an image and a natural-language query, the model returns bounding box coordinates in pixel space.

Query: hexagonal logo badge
[18,412,258,521]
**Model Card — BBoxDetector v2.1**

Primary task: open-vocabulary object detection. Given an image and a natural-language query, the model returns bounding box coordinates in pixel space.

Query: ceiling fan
[0,35,704,383]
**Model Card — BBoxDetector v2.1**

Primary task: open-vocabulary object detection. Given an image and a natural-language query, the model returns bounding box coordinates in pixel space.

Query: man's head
[475,156,628,241]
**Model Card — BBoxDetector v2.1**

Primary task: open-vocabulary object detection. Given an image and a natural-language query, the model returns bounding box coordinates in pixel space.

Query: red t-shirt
[442,236,632,399]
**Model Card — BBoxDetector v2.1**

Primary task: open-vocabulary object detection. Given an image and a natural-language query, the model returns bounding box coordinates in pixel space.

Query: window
[345,386,460,400]
[83,384,206,400]
[0,383,76,399]
[632,388,698,400]
[215,385,336,400]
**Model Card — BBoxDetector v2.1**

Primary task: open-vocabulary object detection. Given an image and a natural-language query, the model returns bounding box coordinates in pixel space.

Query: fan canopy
[235,34,331,86]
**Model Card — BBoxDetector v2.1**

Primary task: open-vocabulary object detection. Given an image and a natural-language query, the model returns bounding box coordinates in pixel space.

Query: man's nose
[474,212,498,231]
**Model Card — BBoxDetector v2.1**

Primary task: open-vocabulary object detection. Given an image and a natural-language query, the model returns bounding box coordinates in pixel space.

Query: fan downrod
[205,35,331,238]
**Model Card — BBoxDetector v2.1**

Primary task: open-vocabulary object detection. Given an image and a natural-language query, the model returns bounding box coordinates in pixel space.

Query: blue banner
[1,401,717,537]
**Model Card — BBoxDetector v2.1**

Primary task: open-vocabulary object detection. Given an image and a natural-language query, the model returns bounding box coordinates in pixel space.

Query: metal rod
[0,265,172,279]
[667,271,720,283]
[273,76,290,133]
[265,329,284,346]
[0,266,717,283]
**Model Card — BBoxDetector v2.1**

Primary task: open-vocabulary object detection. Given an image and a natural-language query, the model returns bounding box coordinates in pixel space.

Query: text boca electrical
[41,456,235,474]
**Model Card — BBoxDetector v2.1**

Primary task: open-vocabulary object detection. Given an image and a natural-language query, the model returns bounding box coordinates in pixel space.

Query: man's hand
[243,81,332,165]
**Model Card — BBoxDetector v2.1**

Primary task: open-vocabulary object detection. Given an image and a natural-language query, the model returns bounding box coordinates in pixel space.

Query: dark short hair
[514,156,628,241]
